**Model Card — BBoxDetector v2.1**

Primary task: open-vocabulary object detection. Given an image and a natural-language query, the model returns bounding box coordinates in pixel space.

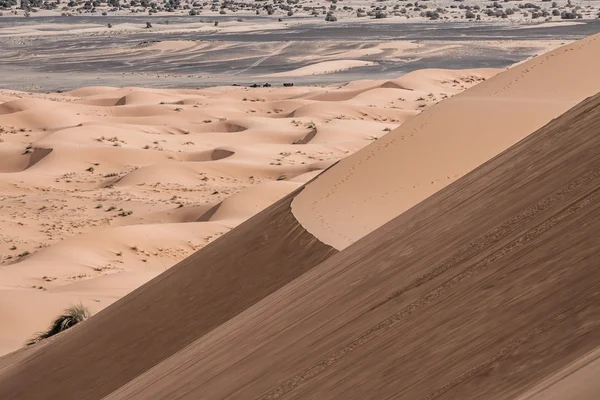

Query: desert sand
[293,32,600,249]
[1,36,600,398]
[0,67,497,355]
[0,31,599,400]
[104,91,600,400]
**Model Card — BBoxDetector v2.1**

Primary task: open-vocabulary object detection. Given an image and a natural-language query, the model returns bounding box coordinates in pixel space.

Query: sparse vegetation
[26,304,91,346]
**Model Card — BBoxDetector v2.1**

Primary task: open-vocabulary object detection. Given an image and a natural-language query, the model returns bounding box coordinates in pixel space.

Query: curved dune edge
[291,33,600,250]
[0,190,338,400]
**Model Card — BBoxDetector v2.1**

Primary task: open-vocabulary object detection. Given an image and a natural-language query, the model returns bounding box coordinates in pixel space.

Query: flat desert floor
[1,17,598,90]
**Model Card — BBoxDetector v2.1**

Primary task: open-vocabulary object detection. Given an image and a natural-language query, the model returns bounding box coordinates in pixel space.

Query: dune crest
[292,33,600,250]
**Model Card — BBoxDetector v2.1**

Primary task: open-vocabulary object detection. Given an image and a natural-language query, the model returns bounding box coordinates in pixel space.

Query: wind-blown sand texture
[292,33,600,250]
[1,66,600,400]
[0,68,497,355]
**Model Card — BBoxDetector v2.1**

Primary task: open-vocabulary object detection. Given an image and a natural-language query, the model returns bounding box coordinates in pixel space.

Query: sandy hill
[0,68,495,356]
[292,33,600,250]
[2,75,600,400]
[105,92,600,400]
[1,31,599,400]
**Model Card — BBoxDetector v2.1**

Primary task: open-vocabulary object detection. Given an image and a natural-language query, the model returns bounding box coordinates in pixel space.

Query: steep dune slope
[99,93,600,399]
[292,33,600,250]
[515,347,600,400]
[0,190,336,400]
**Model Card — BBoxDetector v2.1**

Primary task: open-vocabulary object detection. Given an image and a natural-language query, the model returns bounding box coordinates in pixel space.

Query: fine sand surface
[1,71,600,400]
[0,68,496,355]
[292,32,600,250]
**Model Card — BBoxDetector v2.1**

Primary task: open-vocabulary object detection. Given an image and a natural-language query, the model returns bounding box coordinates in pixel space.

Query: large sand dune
[292,33,600,250]
[106,91,600,400]
[0,69,494,355]
[2,68,600,400]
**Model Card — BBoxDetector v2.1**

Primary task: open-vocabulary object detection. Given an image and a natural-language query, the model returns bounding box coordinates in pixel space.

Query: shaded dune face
[107,93,600,400]
[0,190,337,400]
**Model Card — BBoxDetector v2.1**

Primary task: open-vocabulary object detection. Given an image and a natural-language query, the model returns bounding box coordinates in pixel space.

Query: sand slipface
[103,91,600,400]
[292,33,600,250]
[0,191,337,400]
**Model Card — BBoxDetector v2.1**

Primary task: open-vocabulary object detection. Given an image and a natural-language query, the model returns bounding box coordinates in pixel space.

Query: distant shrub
[325,12,337,21]
[560,10,578,19]
[27,304,91,345]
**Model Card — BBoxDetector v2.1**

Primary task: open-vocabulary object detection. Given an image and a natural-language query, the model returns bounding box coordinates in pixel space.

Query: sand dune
[105,91,600,400]
[1,22,599,400]
[0,68,489,355]
[2,73,600,400]
[292,33,600,250]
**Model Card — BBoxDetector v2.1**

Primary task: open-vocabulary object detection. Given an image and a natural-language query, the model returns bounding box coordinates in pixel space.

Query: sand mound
[292,33,600,250]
